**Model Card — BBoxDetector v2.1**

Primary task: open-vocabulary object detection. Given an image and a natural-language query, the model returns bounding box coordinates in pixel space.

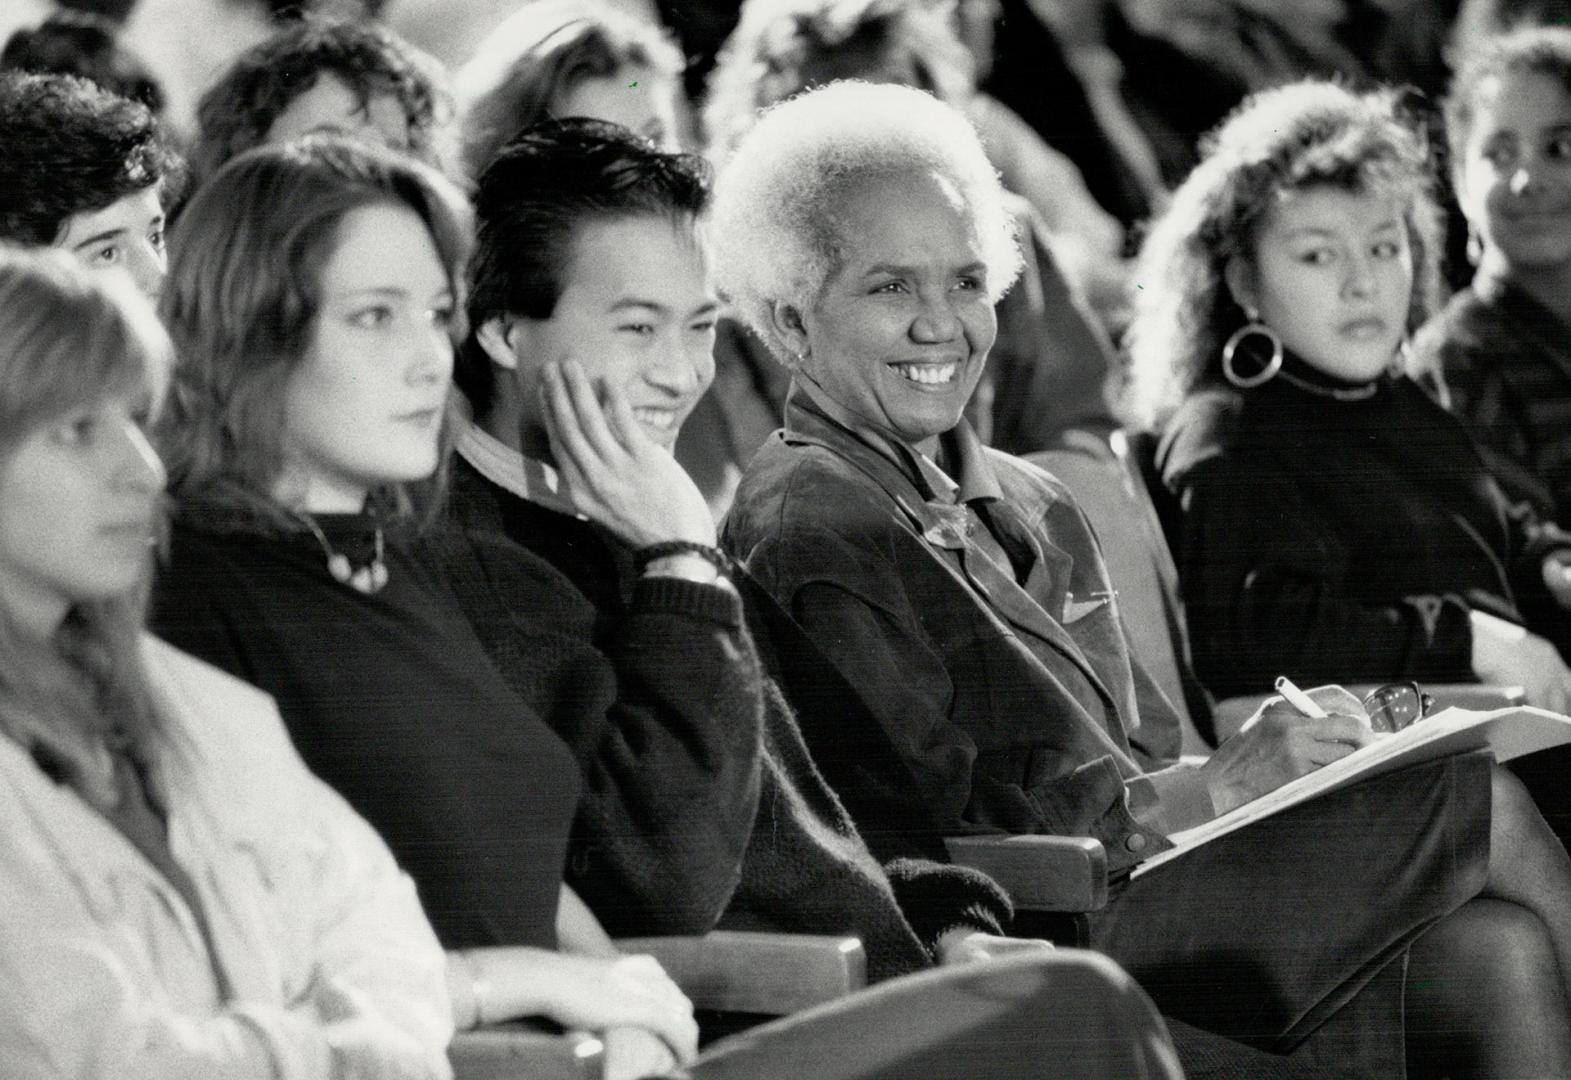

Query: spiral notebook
[1132,705,1571,877]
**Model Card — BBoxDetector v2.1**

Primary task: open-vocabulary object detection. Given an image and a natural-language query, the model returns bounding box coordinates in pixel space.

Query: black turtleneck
[1157,364,1571,697]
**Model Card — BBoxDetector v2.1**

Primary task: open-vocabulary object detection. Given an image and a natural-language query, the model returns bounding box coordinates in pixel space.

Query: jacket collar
[786,377,1002,506]
[783,384,1117,712]
[456,422,587,521]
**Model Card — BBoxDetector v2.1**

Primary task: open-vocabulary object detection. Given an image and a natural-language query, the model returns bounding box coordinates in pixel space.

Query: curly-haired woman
[1127,80,1571,714]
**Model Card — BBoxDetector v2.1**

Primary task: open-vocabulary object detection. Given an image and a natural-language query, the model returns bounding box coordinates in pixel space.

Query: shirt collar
[787,376,1001,506]
[455,422,588,521]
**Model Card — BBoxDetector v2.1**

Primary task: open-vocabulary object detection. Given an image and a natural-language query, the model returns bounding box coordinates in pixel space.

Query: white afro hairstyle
[709,81,1022,366]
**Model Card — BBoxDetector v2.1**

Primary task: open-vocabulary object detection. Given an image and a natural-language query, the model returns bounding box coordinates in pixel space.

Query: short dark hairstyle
[460,117,710,417]
[0,71,183,246]
[1,10,164,115]
[189,17,449,182]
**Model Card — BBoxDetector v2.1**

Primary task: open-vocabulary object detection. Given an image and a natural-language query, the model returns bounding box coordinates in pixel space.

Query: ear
[767,300,811,368]
[476,317,521,371]
[1222,257,1258,320]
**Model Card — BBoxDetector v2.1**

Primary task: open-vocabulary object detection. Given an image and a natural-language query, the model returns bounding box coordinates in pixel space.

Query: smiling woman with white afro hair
[709,80,1022,365]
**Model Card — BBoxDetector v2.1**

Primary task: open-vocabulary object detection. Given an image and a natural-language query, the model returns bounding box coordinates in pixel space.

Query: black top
[151,510,580,951]
[1158,365,1571,697]
[436,458,1011,982]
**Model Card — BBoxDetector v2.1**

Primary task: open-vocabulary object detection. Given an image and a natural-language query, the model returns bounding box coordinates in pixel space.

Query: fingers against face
[559,360,626,465]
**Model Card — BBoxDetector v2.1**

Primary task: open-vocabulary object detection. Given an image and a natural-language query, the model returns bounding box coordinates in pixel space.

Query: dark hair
[1446,25,1571,160]
[460,117,709,417]
[159,135,472,530]
[1,10,164,114]
[704,0,972,162]
[0,70,183,246]
[189,17,450,182]
[455,0,683,180]
[1125,81,1442,430]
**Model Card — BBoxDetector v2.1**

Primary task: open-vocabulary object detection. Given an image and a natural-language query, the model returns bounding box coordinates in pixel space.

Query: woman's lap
[1089,752,1492,1060]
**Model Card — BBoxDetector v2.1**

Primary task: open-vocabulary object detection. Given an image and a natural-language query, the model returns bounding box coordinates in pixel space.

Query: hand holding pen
[1199,677,1375,816]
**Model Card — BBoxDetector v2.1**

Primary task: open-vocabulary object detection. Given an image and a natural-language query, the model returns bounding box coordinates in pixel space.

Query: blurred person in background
[0,70,182,297]
[189,15,451,183]
[2,9,164,115]
[1413,28,1571,527]
[454,0,686,180]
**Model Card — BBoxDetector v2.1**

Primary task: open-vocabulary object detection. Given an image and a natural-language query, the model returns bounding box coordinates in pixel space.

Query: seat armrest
[616,930,867,1015]
[450,1022,603,1080]
[944,834,1108,912]
[1212,683,1527,743]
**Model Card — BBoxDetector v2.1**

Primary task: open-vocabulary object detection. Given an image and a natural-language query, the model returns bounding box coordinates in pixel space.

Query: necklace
[1275,366,1380,401]
[296,513,389,594]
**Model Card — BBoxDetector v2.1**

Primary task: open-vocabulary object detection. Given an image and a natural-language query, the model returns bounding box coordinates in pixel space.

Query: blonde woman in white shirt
[0,244,456,1080]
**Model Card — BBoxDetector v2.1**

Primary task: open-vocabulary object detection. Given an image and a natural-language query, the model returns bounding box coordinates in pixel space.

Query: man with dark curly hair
[189,17,450,182]
[0,70,183,297]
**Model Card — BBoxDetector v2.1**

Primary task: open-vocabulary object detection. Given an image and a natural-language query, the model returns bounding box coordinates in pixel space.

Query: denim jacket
[0,636,453,1080]
[722,387,1212,875]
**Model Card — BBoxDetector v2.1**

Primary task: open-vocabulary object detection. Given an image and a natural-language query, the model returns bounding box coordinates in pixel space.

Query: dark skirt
[1090,753,1493,1074]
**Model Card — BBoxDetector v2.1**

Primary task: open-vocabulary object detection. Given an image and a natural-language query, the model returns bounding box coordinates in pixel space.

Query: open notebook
[1132,706,1571,878]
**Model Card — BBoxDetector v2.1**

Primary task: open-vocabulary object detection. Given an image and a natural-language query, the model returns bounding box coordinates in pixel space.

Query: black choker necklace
[1275,366,1380,401]
[297,513,388,594]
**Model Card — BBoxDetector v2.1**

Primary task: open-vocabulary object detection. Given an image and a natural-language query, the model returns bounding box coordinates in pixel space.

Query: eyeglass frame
[1361,681,1435,734]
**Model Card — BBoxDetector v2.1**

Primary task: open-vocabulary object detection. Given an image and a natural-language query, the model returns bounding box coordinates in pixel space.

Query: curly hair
[0,71,182,246]
[189,17,451,183]
[0,244,170,812]
[1,10,165,115]
[454,0,683,181]
[1446,25,1571,163]
[459,117,709,418]
[703,0,973,165]
[1122,80,1443,431]
[159,136,472,532]
[709,80,1021,366]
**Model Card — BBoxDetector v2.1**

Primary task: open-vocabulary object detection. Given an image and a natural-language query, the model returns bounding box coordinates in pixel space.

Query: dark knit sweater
[1159,369,1571,697]
[151,511,581,952]
[435,456,1011,982]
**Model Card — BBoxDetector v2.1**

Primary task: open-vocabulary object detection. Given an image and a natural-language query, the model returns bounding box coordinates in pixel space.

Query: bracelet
[633,540,733,576]
[460,950,493,1029]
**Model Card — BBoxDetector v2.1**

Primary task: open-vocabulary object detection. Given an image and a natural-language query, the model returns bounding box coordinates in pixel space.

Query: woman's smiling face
[791,168,997,454]
[1458,67,1571,279]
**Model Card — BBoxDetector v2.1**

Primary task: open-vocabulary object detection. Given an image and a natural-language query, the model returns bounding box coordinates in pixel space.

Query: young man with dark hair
[442,116,1030,977]
[0,70,182,296]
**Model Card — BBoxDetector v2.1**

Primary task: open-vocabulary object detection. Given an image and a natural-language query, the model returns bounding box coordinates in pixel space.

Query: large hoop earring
[1221,320,1284,389]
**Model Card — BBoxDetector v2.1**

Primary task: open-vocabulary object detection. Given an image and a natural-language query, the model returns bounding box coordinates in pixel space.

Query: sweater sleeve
[1173,453,1476,696]
[881,859,1011,950]
[438,527,766,937]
